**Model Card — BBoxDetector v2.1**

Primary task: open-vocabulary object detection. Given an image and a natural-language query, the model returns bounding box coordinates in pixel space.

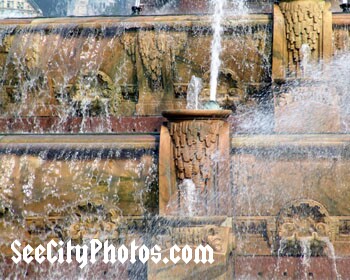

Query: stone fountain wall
[0,5,349,279]
[233,135,350,254]
[230,3,350,279]
[333,14,350,54]
[0,15,271,128]
[0,135,158,256]
[0,15,271,278]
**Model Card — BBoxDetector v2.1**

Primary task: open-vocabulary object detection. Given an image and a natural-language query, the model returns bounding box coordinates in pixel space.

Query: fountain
[0,0,349,279]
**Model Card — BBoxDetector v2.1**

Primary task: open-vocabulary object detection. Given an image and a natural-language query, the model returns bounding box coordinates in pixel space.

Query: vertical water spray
[179,179,197,216]
[209,0,227,102]
[300,43,311,77]
[300,239,312,272]
[186,76,203,110]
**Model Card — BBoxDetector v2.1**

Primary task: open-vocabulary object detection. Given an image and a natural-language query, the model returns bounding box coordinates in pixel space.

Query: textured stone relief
[279,0,324,71]
[333,26,350,54]
[273,0,332,79]
[72,70,121,116]
[169,120,224,190]
[276,200,333,241]
[154,225,233,254]
[339,220,350,235]
[120,30,189,114]
[160,111,231,216]
[67,204,121,241]
[0,20,272,118]
[201,68,246,110]
[121,31,187,92]
[148,218,234,280]
[137,31,187,83]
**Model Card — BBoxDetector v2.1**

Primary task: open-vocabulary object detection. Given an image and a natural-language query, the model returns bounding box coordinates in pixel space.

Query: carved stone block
[159,110,231,216]
[273,0,332,79]
[148,216,234,280]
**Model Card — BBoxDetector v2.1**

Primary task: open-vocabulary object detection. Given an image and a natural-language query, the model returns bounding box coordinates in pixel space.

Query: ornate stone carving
[120,33,136,60]
[273,0,332,79]
[339,220,350,235]
[333,24,350,55]
[279,0,324,71]
[68,213,120,241]
[273,199,338,256]
[155,225,233,254]
[25,216,64,240]
[148,217,235,280]
[71,70,121,116]
[122,31,187,82]
[169,120,223,190]
[14,203,123,244]
[138,31,186,82]
[65,203,121,241]
[160,110,231,216]
[0,32,14,54]
[276,200,333,242]
[202,68,245,109]
[235,219,268,236]
[120,31,187,115]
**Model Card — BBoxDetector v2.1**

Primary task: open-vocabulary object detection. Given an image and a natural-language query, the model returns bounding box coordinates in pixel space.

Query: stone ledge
[0,134,159,157]
[333,12,350,25]
[232,134,350,148]
[0,14,272,28]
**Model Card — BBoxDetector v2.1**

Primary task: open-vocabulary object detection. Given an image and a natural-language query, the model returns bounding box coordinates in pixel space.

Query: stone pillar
[272,0,338,133]
[153,109,235,279]
[159,109,232,216]
[272,0,332,80]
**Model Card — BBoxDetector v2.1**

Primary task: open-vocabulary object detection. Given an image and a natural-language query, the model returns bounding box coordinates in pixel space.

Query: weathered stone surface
[235,256,346,279]
[148,217,234,280]
[0,135,157,255]
[232,134,350,257]
[272,0,332,79]
[0,4,349,279]
[0,116,165,133]
[0,15,271,125]
[333,14,350,55]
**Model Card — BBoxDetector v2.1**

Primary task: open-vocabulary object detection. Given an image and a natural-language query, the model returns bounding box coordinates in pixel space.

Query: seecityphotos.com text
[11,239,215,268]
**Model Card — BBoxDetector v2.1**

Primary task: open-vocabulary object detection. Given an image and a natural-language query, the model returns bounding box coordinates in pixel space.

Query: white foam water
[209,0,227,101]
[321,237,342,280]
[179,179,197,216]
[300,43,311,77]
[186,76,203,110]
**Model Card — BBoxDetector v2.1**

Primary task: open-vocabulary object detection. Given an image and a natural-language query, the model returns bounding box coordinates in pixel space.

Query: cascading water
[300,238,312,278]
[0,24,128,133]
[274,52,350,133]
[320,237,342,280]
